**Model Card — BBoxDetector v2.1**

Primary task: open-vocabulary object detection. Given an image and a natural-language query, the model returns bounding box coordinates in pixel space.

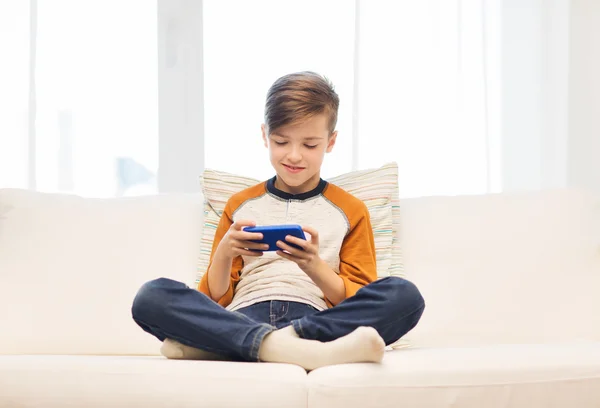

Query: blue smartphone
[244,224,306,251]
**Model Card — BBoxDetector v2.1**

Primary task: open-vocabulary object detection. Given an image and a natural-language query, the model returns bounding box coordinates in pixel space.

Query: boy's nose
[288,148,302,162]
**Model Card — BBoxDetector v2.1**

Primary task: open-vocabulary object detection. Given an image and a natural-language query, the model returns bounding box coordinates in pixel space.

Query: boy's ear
[261,124,268,148]
[326,131,337,153]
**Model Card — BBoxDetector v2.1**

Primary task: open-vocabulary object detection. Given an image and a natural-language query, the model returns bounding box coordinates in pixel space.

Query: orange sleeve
[197,200,243,307]
[334,203,378,304]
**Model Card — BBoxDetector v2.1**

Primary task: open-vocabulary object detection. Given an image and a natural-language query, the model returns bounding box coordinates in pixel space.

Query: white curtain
[1,0,497,198]
[203,0,356,181]
[355,0,491,197]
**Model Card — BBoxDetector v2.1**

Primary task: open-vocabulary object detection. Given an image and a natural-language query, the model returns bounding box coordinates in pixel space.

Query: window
[34,0,158,197]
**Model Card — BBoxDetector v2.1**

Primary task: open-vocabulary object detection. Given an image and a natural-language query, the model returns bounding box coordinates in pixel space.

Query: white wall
[157,0,204,194]
[500,0,544,192]
[568,0,600,193]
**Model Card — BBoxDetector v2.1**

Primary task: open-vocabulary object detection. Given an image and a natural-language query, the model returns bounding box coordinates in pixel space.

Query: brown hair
[264,71,339,136]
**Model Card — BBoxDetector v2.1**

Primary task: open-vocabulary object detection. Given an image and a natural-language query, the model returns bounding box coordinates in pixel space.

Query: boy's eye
[274,141,287,146]
[305,145,317,149]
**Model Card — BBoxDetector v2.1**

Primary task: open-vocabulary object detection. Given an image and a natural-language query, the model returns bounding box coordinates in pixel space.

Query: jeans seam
[251,324,275,362]
[235,310,277,361]
[292,318,306,338]
[270,301,289,325]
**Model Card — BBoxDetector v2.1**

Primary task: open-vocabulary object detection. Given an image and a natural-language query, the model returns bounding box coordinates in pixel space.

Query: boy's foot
[160,338,231,361]
[258,325,385,371]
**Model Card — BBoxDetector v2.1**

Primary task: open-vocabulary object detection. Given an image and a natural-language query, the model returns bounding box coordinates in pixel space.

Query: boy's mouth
[282,164,305,174]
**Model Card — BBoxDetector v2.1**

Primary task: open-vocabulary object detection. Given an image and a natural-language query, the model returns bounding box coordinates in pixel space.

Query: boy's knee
[131,278,180,323]
[386,277,425,313]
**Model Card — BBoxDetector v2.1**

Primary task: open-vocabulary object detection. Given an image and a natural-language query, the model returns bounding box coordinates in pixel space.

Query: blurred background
[0,0,597,198]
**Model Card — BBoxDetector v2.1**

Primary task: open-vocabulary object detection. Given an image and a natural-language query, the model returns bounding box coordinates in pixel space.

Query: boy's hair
[264,71,339,136]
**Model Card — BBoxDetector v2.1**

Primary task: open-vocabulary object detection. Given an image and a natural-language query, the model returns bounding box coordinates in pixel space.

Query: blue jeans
[131,276,425,362]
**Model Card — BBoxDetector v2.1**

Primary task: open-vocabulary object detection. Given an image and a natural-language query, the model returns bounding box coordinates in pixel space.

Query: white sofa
[1,186,599,408]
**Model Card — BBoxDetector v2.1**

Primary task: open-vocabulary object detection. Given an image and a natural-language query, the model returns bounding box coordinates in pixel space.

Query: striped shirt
[197,176,377,311]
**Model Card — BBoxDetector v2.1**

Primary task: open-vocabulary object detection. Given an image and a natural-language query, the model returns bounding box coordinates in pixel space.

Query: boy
[132,72,425,371]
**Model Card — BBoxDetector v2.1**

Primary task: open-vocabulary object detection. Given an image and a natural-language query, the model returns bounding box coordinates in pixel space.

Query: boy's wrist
[214,247,233,265]
[303,257,328,278]
[305,258,346,305]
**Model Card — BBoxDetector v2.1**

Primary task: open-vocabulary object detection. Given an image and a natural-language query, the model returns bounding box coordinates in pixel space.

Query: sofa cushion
[399,188,600,346]
[307,342,600,408]
[0,355,307,408]
[0,189,204,355]
[195,162,403,286]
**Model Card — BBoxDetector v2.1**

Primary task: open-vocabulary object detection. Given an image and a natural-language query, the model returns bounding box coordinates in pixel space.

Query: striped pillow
[195,162,403,286]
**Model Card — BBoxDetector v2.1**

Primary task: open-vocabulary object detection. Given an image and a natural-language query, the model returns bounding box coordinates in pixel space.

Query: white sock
[258,326,385,371]
[160,338,231,361]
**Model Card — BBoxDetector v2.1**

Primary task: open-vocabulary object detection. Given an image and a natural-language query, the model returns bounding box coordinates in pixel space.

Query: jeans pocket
[269,301,289,325]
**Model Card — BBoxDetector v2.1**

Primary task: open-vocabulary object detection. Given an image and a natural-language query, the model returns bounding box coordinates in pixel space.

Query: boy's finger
[235,231,263,241]
[276,240,302,257]
[301,226,318,244]
[276,250,296,261]
[238,249,263,257]
[285,235,308,249]
[241,241,269,251]
[233,220,256,230]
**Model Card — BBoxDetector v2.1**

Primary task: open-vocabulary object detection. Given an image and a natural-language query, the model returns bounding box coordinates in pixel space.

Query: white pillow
[195,162,403,286]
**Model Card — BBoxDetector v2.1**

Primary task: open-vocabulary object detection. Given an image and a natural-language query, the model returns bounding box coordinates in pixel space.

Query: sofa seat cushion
[0,355,308,408]
[307,342,600,408]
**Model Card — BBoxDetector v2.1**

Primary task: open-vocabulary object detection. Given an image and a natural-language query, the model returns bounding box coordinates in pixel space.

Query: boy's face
[262,113,337,195]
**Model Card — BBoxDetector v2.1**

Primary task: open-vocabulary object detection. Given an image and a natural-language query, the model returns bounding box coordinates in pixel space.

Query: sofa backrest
[400,188,600,346]
[1,187,598,356]
[0,189,204,356]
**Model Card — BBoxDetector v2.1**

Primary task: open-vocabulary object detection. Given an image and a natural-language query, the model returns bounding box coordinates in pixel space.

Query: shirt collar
[266,176,327,201]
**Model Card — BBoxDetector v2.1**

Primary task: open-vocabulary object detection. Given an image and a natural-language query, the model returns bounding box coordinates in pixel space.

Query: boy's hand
[276,226,324,275]
[216,220,269,259]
